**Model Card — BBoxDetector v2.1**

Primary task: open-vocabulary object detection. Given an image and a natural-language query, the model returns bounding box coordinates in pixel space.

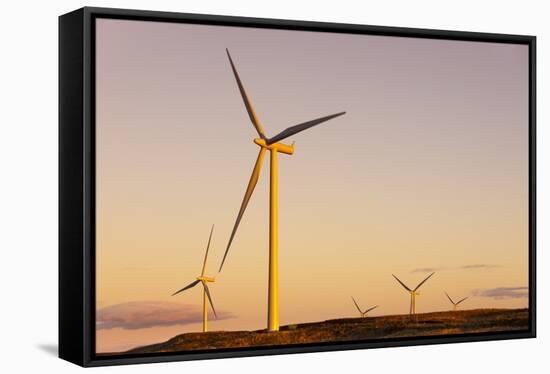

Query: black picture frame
[59,6,536,367]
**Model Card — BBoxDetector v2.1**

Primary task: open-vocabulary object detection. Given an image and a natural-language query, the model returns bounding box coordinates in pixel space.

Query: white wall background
[0,0,546,372]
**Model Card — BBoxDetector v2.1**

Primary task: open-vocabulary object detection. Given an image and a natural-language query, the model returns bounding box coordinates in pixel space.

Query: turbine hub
[197,276,215,283]
[254,138,294,155]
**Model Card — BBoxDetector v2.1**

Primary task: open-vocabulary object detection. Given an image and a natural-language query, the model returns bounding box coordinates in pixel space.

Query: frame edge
[61,6,537,366]
[59,7,86,367]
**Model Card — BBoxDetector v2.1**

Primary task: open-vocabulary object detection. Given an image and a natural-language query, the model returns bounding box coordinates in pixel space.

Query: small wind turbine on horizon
[218,49,346,332]
[172,225,218,332]
[445,291,468,311]
[392,272,435,319]
[351,296,378,318]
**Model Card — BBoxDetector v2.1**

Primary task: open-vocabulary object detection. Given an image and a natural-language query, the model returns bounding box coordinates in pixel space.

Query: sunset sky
[95,18,529,353]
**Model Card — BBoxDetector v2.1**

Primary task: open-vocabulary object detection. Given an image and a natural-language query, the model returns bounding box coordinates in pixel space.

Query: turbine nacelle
[254,138,294,155]
[197,276,215,283]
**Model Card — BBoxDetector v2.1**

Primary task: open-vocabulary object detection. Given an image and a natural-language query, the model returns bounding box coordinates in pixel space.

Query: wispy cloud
[411,267,447,273]
[96,301,234,330]
[459,264,500,270]
[472,287,528,299]
[411,264,500,273]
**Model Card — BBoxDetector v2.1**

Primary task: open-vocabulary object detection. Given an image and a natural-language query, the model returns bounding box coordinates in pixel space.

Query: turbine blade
[201,224,215,276]
[444,291,455,305]
[392,274,412,292]
[414,272,435,291]
[265,112,346,145]
[226,49,266,139]
[351,296,363,314]
[171,279,200,296]
[366,305,379,313]
[456,297,468,305]
[203,282,218,319]
[218,147,267,272]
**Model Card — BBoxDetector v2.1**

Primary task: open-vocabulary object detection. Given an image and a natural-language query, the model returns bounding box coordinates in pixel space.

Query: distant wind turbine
[351,296,378,318]
[392,272,435,319]
[218,49,346,332]
[445,291,468,311]
[172,225,218,332]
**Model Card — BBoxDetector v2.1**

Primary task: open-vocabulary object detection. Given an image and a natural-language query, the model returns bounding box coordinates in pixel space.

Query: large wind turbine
[445,291,468,311]
[219,49,346,332]
[392,272,435,319]
[172,225,218,332]
[351,296,378,318]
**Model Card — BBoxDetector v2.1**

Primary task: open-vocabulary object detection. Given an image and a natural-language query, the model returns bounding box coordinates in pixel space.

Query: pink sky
[95,18,529,353]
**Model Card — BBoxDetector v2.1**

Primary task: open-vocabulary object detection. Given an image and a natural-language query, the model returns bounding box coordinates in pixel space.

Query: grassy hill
[118,308,528,355]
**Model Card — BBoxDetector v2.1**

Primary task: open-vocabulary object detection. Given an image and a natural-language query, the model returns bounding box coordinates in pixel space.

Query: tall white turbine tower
[392,272,435,319]
[218,49,346,332]
[172,225,218,332]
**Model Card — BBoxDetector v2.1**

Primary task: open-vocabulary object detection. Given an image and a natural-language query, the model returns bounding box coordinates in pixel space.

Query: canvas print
[94,18,530,356]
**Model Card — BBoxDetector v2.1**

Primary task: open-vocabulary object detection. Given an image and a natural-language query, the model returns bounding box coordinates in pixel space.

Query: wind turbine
[351,296,378,318]
[172,225,218,332]
[445,291,468,311]
[392,272,435,319]
[219,49,346,332]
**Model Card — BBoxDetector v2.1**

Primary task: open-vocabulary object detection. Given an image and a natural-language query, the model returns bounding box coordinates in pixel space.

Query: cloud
[472,287,529,299]
[411,264,499,273]
[96,301,234,330]
[411,267,447,273]
[459,264,500,270]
